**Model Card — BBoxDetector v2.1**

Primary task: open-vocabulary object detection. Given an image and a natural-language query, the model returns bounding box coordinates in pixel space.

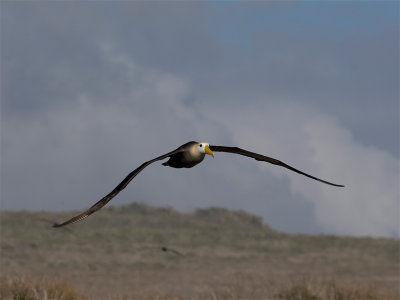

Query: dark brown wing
[53,148,184,228]
[209,145,344,187]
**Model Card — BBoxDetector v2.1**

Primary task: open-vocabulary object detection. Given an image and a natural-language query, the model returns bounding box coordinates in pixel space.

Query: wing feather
[53,148,184,227]
[209,145,344,187]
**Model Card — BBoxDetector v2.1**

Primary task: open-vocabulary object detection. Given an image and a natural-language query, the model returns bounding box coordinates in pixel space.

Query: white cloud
[203,102,399,237]
[2,44,398,238]
[1,46,198,211]
[304,116,399,237]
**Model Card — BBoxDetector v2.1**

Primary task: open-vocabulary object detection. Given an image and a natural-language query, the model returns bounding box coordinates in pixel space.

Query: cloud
[304,116,399,237]
[203,103,399,237]
[2,43,398,237]
[1,46,199,211]
[2,3,398,238]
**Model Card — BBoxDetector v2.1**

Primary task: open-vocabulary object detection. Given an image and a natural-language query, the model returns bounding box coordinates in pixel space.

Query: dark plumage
[162,141,204,168]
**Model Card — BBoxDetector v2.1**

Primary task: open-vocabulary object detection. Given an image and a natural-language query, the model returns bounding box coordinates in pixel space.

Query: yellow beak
[204,145,214,158]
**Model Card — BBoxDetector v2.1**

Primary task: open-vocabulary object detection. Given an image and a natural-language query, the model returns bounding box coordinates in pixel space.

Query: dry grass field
[1,203,399,299]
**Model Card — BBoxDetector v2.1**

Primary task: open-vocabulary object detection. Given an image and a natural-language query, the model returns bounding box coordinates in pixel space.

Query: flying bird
[53,141,343,227]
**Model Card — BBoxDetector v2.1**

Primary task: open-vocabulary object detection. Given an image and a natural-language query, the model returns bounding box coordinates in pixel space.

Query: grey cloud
[1,2,398,237]
[203,103,399,237]
[0,45,325,235]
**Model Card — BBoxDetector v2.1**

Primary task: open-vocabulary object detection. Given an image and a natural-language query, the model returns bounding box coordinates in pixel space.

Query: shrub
[0,275,88,300]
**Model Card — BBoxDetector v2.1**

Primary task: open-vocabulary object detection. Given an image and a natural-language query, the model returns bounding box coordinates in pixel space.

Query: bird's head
[197,142,214,158]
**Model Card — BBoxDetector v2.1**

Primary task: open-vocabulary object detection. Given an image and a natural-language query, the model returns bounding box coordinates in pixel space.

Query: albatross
[54,141,343,227]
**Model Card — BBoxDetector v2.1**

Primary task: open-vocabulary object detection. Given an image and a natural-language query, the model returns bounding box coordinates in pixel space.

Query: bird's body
[162,141,205,168]
[54,141,343,228]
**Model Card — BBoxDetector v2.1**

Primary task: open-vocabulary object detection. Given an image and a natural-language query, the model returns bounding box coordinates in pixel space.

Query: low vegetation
[1,203,398,299]
[0,275,87,300]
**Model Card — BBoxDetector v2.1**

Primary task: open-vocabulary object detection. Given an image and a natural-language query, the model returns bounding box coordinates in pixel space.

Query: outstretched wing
[53,148,184,228]
[209,145,344,187]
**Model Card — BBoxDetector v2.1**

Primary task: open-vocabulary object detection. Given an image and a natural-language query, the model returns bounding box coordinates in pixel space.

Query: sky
[1,1,399,237]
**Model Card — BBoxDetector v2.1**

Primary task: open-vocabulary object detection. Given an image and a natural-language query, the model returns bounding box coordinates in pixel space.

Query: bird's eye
[200,144,203,147]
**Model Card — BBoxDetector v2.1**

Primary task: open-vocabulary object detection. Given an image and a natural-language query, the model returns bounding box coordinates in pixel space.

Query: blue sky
[1,1,399,237]
[206,2,395,38]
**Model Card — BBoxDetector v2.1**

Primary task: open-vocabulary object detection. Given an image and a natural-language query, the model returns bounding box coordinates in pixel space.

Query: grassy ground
[1,203,399,299]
